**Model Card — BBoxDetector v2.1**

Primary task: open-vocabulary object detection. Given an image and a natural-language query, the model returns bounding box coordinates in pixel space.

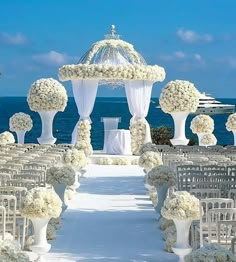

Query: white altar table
[106,129,132,155]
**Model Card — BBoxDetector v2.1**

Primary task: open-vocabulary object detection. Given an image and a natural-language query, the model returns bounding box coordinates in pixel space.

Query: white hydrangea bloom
[9,112,33,132]
[185,244,236,262]
[20,187,62,218]
[75,120,93,156]
[226,113,236,131]
[161,191,201,220]
[139,151,163,169]
[0,131,15,144]
[130,119,146,155]
[159,80,199,113]
[139,142,160,155]
[190,114,214,134]
[59,64,165,82]
[63,148,87,168]
[46,166,76,186]
[201,133,217,146]
[27,78,68,111]
[147,165,176,187]
[0,239,30,262]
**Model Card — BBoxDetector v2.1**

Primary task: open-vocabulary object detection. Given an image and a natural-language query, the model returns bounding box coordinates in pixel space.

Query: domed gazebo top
[78,25,147,66]
[58,25,165,83]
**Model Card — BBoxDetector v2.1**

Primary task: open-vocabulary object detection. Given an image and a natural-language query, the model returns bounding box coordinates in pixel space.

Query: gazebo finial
[111,25,116,36]
[105,25,120,40]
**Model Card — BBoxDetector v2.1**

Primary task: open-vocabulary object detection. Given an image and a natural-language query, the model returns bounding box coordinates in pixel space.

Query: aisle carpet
[41,165,178,261]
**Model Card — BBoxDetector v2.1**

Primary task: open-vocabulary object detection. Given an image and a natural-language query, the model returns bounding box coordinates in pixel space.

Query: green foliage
[151,126,172,145]
[151,126,197,146]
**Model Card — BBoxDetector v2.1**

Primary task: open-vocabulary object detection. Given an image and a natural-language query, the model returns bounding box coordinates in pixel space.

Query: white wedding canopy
[59,25,165,153]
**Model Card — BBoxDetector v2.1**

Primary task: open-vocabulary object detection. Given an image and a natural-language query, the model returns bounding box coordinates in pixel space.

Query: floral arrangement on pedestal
[27,78,68,112]
[226,113,236,131]
[0,239,30,261]
[159,217,174,231]
[0,131,15,144]
[159,80,199,114]
[200,133,217,146]
[159,80,199,146]
[139,151,163,171]
[147,165,176,220]
[63,148,87,169]
[147,166,176,187]
[162,191,200,259]
[75,120,93,156]
[130,119,146,155]
[226,113,236,146]
[27,78,68,144]
[161,191,200,220]
[47,218,61,240]
[163,225,176,253]
[139,142,160,155]
[9,113,33,132]
[46,166,76,186]
[190,114,214,134]
[20,187,62,218]
[185,244,236,262]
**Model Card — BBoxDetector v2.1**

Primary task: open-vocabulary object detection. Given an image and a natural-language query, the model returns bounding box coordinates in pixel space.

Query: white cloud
[194,53,202,61]
[227,57,236,69]
[1,32,28,45]
[32,51,77,66]
[174,51,186,59]
[177,28,213,43]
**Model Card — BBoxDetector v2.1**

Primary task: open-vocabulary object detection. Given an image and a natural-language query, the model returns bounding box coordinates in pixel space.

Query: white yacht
[194,92,235,115]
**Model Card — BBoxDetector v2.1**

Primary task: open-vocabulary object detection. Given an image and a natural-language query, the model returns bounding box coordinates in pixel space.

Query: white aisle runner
[43,165,177,262]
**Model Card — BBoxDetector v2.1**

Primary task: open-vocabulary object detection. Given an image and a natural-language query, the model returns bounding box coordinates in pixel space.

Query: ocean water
[0,97,235,149]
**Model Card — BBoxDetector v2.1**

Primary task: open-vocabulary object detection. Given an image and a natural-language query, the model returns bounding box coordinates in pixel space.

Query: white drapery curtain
[124,80,153,143]
[71,80,98,144]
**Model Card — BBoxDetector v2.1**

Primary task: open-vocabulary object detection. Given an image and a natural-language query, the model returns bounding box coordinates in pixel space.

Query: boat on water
[193,92,235,115]
[155,92,235,115]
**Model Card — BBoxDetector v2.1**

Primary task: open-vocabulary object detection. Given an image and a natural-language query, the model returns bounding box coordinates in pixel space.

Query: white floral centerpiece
[147,166,176,187]
[226,113,236,131]
[159,80,199,146]
[9,112,33,132]
[9,112,33,144]
[161,191,200,220]
[20,187,62,218]
[63,148,87,169]
[162,191,200,260]
[27,78,68,112]
[139,151,163,171]
[185,244,236,262]
[148,166,176,220]
[75,120,93,156]
[130,119,146,155]
[190,114,214,134]
[46,166,76,186]
[97,157,113,165]
[0,239,30,262]
[159,80,199,114]
[200,133,217,146]
[159,217,174,231]
[27,78,68,144]
[139,142,160,155]
[226,113,236,146]
[0,131,15,145]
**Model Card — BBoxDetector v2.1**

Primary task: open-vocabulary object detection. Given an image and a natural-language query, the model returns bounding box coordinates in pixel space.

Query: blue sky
[0,0,236,97]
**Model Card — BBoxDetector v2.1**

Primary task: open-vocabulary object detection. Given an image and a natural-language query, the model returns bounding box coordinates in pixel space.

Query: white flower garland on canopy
[59,25,165,153]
